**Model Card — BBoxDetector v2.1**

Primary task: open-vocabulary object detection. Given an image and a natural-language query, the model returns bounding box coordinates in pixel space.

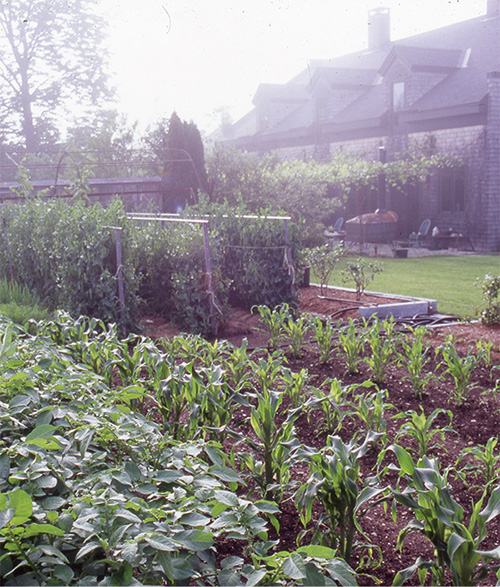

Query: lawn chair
[409,218,431,247]
[324,217,346,245]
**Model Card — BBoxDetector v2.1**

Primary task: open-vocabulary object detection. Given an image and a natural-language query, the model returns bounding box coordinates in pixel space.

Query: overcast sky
[98,0,487,135]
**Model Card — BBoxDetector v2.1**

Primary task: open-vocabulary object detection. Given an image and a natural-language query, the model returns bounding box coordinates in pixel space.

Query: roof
[226,10,500,147]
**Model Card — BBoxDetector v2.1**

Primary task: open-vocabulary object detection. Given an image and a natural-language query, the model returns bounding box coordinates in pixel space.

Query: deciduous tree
[0,0,112,151]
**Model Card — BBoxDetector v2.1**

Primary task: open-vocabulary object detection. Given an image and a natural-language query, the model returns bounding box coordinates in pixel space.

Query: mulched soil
[141,285,500,586]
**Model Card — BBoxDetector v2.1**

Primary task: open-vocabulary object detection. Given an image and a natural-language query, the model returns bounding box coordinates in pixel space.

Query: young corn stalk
[456,436,500,494]
[283,313,309,357]
[393,407,455,458]
[387,446,500,587]
[350,386,393,438]
[239,389,305,500]
[398,325,433,397]
[309,315,340,364]
[439,335,481,405]
[337,318,366,374]
[294,432,387,567]
[364,317,398,385]
[281,367,309,409]
[252,303,292,351]
[312,378,352,435]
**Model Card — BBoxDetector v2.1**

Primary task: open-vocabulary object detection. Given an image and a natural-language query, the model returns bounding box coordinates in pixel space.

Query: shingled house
[223,1,500,251]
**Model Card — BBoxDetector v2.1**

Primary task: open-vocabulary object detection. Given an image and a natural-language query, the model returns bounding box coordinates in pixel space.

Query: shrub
[341,257,384,300]
[476,273,500,325]
[305,243,345,295]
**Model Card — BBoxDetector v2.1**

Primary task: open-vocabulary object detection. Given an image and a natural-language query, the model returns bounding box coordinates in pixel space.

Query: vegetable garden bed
[2,293,500,585]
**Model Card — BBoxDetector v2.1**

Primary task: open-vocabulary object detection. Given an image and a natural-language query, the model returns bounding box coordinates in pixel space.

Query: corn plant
[350,386,393,437]
[198,365,245,442]
[309,315,340,364]
[456,436,500,494]
[439,336,480,405]
[364,318,398,385]
[388,446,500,587]
[312,378,352,435]
[281,367,309,408]
[295,432,387,565]
[156,361,203,439]
[283,313,309,357]
[397,325,433,397]
[475,338,493,369]
[224,337,253,388]
[252,303,292,351]
[337,318,366,374]
[238,389,303,500]
[393,407,454,458]
[251,353,286,397]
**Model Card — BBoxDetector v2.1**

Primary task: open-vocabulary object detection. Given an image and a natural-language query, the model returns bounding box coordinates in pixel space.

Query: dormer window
[392,81,405,110]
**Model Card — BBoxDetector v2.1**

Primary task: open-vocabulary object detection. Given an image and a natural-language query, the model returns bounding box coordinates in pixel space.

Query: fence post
[202,222,218,335]
[113,227,126,327]
[282,218,296,299]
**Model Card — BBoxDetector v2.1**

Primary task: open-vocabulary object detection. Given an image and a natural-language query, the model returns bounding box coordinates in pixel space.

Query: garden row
[0,198,300,334]
[1,308,500,585]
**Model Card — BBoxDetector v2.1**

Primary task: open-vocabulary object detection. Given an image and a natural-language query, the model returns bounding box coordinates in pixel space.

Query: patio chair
[409,218,431,247]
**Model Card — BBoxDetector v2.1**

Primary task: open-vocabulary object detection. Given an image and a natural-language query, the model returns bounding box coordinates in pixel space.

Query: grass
[321,254,500,317]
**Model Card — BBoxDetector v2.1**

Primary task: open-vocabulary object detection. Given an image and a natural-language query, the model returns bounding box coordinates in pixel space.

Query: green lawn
[322,254,500,317]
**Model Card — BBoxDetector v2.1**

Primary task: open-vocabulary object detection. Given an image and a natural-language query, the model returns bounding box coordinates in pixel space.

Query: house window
[392,82,405,110]
[439,166,465,212]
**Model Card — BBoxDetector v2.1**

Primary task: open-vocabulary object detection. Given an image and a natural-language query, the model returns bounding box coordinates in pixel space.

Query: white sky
[98,0,488,135]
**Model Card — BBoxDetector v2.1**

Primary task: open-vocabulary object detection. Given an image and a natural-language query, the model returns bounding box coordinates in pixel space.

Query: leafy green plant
[350,386,393,437]
[393,407,454,458]
[389,447,500,586]
[341,257,384,300]
[251,353,287,397]
[312,378,352,435]
[295,432,386,565]
[475,272,500,325]
[309,315,340,364]
[283,313,309,357]
[337,318,366,374]
[439,336,480,405]
[456,437,500,494]
[224,337,253,388]
[281,367,309,408]
[305,243,344,295]
[241,544,359,586]
[239,389,303,500]
[398,325,433,397]
[252,302,292,351]
[364,317,398,384]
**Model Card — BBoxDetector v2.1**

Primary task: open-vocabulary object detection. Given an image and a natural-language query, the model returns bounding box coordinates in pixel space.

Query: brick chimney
[368,7,391,50]
[488,0,500,17]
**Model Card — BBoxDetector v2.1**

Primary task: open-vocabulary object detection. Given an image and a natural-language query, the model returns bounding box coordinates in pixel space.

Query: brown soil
[141,286,500,586]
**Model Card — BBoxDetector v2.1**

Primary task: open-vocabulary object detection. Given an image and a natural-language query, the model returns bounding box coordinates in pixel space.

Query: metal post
[114,227,126,327]
[202,223,217,335]
[282,219,296,299]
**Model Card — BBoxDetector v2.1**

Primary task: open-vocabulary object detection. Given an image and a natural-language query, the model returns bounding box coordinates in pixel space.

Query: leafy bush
[476,273,500,325]
[305,243,345,295]
[341,257,384,300]
[0,195,301,335]
[0,198,139,329]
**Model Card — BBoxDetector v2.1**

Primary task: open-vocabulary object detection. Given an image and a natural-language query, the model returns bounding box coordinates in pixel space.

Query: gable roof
[225,10,500,147]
